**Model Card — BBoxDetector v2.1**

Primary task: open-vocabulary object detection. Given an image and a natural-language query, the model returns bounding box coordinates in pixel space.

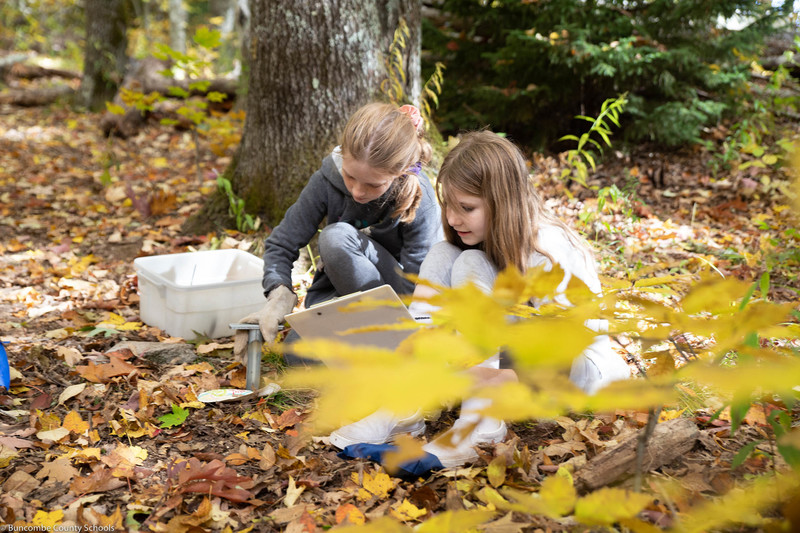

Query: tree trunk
[80,0,130,111]
[185,0,421,233]
[168,0,187,55]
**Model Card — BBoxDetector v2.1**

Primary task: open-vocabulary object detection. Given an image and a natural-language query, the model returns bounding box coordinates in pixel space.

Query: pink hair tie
[399,104,423,132]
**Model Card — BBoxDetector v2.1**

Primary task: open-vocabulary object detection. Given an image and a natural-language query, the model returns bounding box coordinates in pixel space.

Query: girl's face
[341,155,399,204]
[445,187,489,246]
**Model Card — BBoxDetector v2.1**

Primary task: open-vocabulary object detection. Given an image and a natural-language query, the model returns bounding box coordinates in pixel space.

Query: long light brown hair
[341,102,432,223]
[438,130,591,273]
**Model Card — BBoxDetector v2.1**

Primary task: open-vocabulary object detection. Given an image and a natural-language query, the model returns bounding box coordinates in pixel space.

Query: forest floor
[1,94,800,532]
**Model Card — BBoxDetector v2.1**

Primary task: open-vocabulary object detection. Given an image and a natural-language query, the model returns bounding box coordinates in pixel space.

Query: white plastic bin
[134,249,265,339]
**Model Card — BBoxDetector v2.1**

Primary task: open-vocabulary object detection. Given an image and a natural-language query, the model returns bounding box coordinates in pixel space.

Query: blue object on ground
[0,342,9,390]
[338,443,444,479]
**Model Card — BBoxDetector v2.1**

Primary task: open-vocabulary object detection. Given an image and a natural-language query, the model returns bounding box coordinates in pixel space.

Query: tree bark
[185,0,422,232]
[168,0,187,54]
[80,0,131,111]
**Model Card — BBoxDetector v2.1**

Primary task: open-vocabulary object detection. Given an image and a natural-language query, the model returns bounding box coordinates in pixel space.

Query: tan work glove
[233,285,297,363]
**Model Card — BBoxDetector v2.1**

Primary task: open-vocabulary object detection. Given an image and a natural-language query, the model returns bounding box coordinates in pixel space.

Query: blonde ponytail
[341,102,432,223]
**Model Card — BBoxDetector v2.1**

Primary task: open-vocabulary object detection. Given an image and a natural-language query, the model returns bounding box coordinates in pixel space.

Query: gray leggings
[317,222,412,298]
[418,241,499,294]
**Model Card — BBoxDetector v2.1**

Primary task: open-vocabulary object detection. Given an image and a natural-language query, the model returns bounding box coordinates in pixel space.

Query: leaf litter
[0,102,799,531]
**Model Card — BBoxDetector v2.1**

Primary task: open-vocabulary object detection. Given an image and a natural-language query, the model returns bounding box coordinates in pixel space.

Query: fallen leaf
[335,503,365,526]
[3,470,39,497]
[76,356,139,383]
[57,383,87,405]
[391,498,427,521]
[353,470,395,502]
[62,410,89,434]
[36,427,70,444]
[36,457,79,483]
[284,475,305,507]
[70,468,127,494]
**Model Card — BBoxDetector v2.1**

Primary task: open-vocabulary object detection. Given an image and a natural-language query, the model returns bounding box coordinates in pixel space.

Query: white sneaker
[422,417,507,468]
[329,409,425,450]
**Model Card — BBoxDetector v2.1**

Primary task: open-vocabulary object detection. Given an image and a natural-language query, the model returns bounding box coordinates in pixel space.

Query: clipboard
[285,285,423,350]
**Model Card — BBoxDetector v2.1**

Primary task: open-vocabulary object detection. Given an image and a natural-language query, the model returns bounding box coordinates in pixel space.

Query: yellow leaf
[0,445,18,468]
[243,410,270,423]
[492,267,527,306]
[105,102,126,115]
[70,447,102,461]
[584,378,676,413]
[390,499,427,521]
[284,340,472,432]
[429,284,510,352]
[540,469,578,516]
[494,470,576,518]
[98,312,142,331]
[658,408,685,422]
[574,488,651,525]
[681,276,750,314]
[524,263,573,301]
[335,503,366,526]
[681,357,800,398]
[471,379,578,421]
[383,434,426,474]
[152,157,169,168]
[332,515,412,532]
[633,274,687,288]
[647,350,676,376]
[352,470,395,502]
[677,473,800,533]
[63,410,89,434]
[31,509,64,528]
[92,505,125,528]
[398,328,488,368]
[487,455,506,488]
[415,510,496,533]
[504,316,597,369]
[284,475,305,507]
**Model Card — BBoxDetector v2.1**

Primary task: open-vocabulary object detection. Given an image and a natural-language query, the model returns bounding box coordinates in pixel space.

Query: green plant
[216,174,259,232]
[560,93,627,188]
[423,0,793,148]
[154,26,229,182]
[381,17,446,136]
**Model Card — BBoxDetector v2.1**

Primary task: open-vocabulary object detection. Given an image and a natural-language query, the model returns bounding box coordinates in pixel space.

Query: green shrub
[422,0,794,149]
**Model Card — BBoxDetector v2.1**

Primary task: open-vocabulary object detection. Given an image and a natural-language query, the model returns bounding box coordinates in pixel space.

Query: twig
[634,406,662,492]
[611,335,648,377]
[761,402,778,478]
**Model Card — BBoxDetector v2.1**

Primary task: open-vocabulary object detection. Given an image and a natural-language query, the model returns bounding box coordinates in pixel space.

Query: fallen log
[7,62,81,81]
[574,417,700,493]
[0,85,74,107]
[0,52,33,71]
[100,57,238,138]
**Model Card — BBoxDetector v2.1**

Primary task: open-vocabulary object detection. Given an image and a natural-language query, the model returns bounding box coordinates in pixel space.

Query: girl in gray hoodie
[234,103,443,364]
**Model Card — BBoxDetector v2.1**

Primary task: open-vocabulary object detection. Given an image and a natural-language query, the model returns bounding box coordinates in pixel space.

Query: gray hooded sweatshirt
[261,149,443,300]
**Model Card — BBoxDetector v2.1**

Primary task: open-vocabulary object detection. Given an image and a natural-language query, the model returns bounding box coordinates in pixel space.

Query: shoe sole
[329,421,425,450]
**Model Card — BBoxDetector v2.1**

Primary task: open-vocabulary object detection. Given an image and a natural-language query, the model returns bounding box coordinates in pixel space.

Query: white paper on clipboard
[285,285,422,350]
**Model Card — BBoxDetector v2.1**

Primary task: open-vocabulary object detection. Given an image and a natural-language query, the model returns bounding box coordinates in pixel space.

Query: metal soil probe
[229,323,263,392]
